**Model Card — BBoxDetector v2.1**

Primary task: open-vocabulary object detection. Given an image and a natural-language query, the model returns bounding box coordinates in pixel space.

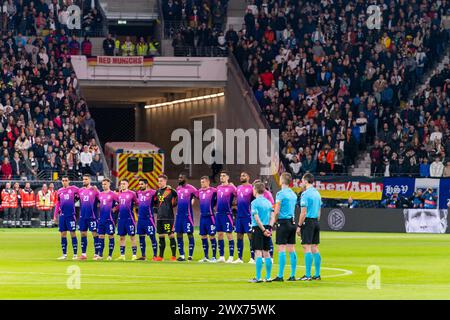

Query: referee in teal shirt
[271,172,298,281]
[248,182,274,283]
[297,173,322,281]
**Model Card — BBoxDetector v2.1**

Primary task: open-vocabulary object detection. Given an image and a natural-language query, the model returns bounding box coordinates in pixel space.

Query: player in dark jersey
[97,178,119,260]
[175,173,198,261]
[216,171,237,263]
[154,174,178,261]
[234,172,255,264]
[136,179,158,261]
[198,176,218,262]
[78,174,100,260]
[54,176,79,260]
[116,179,138,261]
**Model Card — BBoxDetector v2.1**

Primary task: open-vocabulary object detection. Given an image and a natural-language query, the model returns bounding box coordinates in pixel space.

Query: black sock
[169,237,177,257]
[159,237,166,258]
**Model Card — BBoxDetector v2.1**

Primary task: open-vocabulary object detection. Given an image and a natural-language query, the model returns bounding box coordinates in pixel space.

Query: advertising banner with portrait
[403,209,448,234]
[320,208,449,234]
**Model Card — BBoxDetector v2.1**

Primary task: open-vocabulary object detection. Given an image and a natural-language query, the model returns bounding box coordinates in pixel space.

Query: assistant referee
[248,182,274,283]
[271,172,298,282]
[297,173,322,281]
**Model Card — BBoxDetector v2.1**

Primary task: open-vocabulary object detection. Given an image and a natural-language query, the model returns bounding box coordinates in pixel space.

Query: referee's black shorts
[251,226,271,251]
[275,218,296,245]
[300,218,320,245]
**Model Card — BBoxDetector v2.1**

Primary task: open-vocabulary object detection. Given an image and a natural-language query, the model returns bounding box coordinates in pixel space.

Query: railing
[0,169,86,184]
[104,0,159,20]
[162,20,227,39]
[172,45,228,57]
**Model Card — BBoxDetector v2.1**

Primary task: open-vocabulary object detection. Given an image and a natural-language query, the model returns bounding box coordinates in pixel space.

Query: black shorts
[275,218,296,245]
[300,218,320,245]
[157,219,174,235]
[251,226,271,251]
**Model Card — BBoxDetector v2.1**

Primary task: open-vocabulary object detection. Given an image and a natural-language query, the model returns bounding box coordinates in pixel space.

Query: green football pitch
[0,229,449,300]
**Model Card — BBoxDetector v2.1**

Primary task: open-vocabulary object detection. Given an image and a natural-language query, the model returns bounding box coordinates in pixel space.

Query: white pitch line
[0,266,353,281]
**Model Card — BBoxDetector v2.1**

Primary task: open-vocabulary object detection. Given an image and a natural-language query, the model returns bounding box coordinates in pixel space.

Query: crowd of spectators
[0,29,105,181]
[1,0,104,37]
[160,1,450,179]
[374,64,450,177]
[161,0,229,56]
[217,0,450,177]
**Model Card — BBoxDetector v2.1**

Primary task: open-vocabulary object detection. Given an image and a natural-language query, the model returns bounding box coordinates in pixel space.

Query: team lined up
[54,171,323,281]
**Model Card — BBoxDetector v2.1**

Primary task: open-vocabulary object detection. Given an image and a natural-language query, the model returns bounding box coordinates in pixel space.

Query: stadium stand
[0,0,106,37]
[160,0,230,56]
[234,0,450,178]
[160,0,450,177]
[0,9,106,183]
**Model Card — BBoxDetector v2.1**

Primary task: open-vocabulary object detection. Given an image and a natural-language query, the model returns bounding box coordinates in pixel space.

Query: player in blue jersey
[198,176,218,263]
[175,173,198,261]
[78,174,100,260]
[216,171,237,263]
[234,172,255,264]
[136,179,158,261]
[54,176,79,260]
[271,172,298,282]
[297,173,322,281]
[248,181,274,283]
[97,178,119,260]
[116,179,139,261]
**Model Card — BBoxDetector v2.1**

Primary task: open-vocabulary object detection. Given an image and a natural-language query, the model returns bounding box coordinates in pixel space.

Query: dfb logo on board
[328,209,345,231]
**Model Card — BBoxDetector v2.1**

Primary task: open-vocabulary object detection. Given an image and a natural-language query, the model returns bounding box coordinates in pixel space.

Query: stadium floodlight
[145,92,225,109]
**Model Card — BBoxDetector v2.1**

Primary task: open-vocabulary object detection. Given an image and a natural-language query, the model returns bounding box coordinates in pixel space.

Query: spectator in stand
[289,155,301,175]
[316,156,331,176]
[301,153,316,175]
[420,157,431,178]
[370,140,383,176]
[103,33,115,56]
[90,153,103,178]
[318,144,335,172]
[80,145,93,174]
[81,36,92,56]
[24,150,39,179]
[11,151,25,179]
[136,37,148,56]
[121,36,135,56]
[15,132,31,155]
[443,161,450,178]
[1,158,12,179]
[430,157,444,177]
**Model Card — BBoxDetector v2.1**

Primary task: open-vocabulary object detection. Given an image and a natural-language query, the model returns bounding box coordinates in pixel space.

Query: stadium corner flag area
[0,0,449,314]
